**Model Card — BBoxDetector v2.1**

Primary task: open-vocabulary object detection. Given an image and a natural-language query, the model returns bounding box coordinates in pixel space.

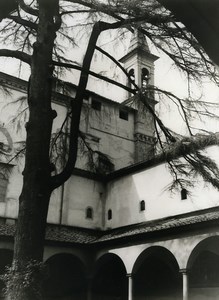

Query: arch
[141,67,150,88]
[43,245,88,264]
[42,253,86,299]
[128,68,135,82]
[127,68,135,97]
[133,246,181,300]
[187,236,219,299]
[93,253,127,300]
[187,236,219,269]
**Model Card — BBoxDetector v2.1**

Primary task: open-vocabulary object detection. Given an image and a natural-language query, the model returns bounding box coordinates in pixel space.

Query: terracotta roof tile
[0,208,218,245]
[96,210,219,242]
[0,224,15,236]
[45,225,100,244]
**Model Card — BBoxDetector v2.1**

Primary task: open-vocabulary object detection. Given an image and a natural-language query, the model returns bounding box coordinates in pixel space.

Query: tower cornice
[119,47,159,64]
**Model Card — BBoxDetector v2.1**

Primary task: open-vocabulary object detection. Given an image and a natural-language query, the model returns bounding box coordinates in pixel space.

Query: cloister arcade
[0,232,218,299]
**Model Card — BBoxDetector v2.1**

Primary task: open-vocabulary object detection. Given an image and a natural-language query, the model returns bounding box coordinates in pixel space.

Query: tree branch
[96,41,178,143]
[8,15,37,30]
[64,0,174,24]
[0,0,17,21]
[0,49,31,64]
[18,0,38,16]
[50,18,134,189]
[64,0,124,21]
[60,9,96,16]
[95,44,176,142]
[95,45,137,88]
[52,59,136,94]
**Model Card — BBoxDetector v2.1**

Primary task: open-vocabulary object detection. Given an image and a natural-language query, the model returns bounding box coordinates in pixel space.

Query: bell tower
[120,30,159,163]
[120,29,158,93]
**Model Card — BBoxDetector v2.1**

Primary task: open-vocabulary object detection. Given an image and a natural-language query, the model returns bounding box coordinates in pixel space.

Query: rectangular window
[91,99,101,111]
[119,109,129,121]
[181,189,188,200]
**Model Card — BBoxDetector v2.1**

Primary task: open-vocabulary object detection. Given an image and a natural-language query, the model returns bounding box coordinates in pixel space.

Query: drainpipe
[59,183,65,225]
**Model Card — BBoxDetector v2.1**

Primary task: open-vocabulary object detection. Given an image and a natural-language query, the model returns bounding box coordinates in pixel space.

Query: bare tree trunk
[6,1,58,299]
[4,6,128,300]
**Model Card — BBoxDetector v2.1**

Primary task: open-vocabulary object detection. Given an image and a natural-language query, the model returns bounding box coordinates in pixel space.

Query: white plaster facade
[2,71,219,231]
[0,32,218,300]
[105,145,219,229]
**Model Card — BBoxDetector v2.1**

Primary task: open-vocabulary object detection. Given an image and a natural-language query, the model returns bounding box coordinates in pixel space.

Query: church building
[0,31,218,300]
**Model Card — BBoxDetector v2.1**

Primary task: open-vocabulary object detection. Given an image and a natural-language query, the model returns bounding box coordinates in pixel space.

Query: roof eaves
[0,207,218,246]
[92,207,219,244]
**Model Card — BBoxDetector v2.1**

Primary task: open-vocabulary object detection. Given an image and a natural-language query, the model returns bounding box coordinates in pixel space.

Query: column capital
[179,268,189,274]
[126,273,132,278]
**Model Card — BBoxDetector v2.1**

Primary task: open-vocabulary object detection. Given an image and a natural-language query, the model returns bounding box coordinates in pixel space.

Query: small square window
[91,99,101,111]
[119,110,129,121]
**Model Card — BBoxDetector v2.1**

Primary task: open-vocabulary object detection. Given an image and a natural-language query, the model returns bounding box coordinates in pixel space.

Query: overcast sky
[0,25,218,136]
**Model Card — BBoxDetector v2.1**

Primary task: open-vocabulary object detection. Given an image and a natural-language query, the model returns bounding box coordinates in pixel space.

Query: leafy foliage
[0,1,219,300]
[79,131,114,175]
[0,0,218,190]
[1,260,46,300]
[162,134,219,191]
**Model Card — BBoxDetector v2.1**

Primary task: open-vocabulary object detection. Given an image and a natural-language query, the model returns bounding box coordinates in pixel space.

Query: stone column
[180,269,189,300]
[127,273,133,300]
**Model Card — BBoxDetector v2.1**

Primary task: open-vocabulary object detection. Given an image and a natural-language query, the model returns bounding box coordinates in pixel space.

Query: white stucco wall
[2,143,219,231]
[0,76,137,228]
[1,74,219,233]
[0,165,22,219]
[57,175,105,229]
[2,169,105,230]
[105,146,219,229]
